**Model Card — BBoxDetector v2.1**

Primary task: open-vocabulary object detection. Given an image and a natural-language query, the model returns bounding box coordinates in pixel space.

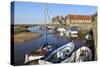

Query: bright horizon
[12,1,97,24]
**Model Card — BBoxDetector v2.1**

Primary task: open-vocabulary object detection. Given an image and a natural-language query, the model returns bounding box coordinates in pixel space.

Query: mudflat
[14,32,41,44]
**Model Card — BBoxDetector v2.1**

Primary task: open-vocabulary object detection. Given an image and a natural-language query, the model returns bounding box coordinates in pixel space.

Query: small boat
[38,42,92,64]
[24,43,51,64]
[61,46,92,63]
[75,46,92,62]
[39,42,75,64]
[24,3,54,65]
[57,28,66,36]
[66,26,78,38]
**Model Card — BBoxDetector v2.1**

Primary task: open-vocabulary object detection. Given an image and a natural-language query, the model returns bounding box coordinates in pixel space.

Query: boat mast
[45,5,51,24]
[44,3,48,43]
[44,3,51,45]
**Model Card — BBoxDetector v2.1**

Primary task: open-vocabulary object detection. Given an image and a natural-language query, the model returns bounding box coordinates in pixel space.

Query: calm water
[14,27,83,65]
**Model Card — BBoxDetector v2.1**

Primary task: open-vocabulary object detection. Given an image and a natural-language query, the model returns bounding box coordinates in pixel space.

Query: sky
[12,1,97,24]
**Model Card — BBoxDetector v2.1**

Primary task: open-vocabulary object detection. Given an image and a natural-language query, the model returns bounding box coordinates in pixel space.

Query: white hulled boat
[39,42,75,64]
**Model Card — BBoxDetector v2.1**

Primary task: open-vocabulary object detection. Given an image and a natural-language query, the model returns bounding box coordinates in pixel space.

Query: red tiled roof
[67,15,92,20]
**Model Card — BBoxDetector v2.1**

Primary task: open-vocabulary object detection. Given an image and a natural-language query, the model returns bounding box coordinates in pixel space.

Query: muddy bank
[14,32,42,44]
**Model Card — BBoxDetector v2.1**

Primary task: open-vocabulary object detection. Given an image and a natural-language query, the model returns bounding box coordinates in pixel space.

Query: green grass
[14,26,27,34]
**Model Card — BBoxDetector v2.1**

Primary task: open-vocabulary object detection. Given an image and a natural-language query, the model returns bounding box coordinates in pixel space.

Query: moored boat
[24,43,51,64]
[39,42,75,64]
[38,42,92,64]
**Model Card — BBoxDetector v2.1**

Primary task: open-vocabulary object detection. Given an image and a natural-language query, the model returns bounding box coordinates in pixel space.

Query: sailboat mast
[46,6,51,24]
[44,3,47,42]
